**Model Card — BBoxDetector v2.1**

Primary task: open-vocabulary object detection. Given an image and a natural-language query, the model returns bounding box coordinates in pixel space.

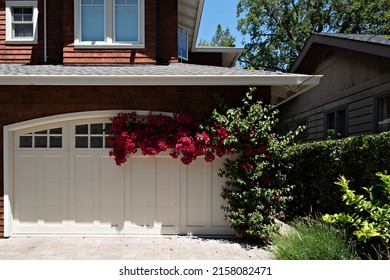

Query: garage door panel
[69,152,125,234]
[185,159,208,227]
[15,155,38,178]
[14,151,68,234]
[211,157,230,227]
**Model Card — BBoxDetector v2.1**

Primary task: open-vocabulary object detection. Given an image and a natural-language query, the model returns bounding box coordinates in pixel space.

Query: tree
[197,24,236,47]
[237,0,390,72]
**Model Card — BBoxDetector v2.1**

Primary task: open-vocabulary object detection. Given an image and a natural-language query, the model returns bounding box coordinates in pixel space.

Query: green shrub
[285,132,390,216]
[210,88,301,243]
[271,218,359,260]
[323,173,390,260]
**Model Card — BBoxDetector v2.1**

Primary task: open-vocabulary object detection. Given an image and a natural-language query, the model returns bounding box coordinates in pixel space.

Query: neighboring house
[0,0,321,238]
[278,33,390,142]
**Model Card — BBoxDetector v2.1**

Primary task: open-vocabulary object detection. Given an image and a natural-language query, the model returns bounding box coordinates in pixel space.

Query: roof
[317,33,390,46]
[291,33,390,72]
[0,63,322,106]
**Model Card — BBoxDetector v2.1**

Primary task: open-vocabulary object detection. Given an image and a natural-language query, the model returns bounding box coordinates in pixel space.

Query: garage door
[12,118,233,235]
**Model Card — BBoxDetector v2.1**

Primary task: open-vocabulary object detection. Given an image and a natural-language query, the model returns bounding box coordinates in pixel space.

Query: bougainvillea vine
[107,111,234,166]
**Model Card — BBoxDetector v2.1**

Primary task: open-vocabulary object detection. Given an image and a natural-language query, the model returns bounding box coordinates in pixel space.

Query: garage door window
[19,127,63,148]
[75,123,112,148]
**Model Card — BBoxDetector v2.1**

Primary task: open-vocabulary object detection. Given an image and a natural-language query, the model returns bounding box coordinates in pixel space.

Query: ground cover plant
[271,218,359,260]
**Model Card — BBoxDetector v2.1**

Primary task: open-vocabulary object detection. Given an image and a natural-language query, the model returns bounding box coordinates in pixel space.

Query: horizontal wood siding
[279,45,390,142]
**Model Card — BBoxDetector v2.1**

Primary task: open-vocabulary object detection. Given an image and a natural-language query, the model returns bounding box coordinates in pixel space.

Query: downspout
[44,0,47,63]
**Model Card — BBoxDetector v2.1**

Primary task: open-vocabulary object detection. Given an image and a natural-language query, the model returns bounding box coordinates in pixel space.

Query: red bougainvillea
[107,112,233,166]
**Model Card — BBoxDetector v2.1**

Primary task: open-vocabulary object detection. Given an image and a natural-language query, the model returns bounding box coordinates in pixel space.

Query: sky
[197,0,245,46]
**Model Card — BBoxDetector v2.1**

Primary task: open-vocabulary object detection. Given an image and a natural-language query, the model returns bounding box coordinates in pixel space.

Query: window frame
[375,93,390,133]
[324,106,348,139]
[5,0,38,45]
[74,0,145,49]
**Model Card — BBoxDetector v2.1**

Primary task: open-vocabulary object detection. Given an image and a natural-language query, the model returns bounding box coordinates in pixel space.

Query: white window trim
[74,0,145,49]
[5,0,39,45]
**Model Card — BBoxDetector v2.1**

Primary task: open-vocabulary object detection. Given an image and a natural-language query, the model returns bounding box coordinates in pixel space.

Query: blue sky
[197,0,245,46]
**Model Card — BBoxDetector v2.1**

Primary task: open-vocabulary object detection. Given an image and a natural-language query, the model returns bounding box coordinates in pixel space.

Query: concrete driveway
[0,236,272,260]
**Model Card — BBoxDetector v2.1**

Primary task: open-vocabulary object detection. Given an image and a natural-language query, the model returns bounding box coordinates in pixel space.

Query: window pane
[76,124,88,135]
[115,0,126,4]
[178,27,188,60]
[105,123,112,134]
[76,136,89,148]
[91,123,103,134]
[336,109,346,137]
[13,8,23,15]
[23,8,33,16]
[20,136,33,148]
[36,130,48,135]
[35,136,47,148]
[94,0,105,5]
[115,6,138,42]
[14,24,33,38]
[91,136,103,148]
[82,6,104,41]
[378,96,390,133]
[50,136,62,148]
[23,15,33,22]
[50,128,62,135]
[82,0,93,4]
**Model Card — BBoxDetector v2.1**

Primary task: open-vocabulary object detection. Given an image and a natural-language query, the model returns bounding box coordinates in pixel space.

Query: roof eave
[0,74,322,87]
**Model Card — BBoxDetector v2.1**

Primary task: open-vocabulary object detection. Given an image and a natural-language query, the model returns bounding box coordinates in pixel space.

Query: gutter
[0,74,322,87]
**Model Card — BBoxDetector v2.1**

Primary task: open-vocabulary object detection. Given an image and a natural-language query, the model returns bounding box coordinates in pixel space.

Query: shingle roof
[0,63,288,77]
[316,33,390,46]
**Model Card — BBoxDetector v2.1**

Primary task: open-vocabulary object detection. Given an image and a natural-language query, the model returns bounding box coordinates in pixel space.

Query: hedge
[285,132,390,216]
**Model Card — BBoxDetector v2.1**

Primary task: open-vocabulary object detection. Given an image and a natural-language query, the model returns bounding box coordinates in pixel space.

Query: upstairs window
[74,0,145,48]
[178,26,188,61]
[5,1,38,44]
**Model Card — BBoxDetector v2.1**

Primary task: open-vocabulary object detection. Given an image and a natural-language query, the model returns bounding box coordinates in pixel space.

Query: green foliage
[197,24,236,47]
[237,0,390,71]
[212,88,301,243]
[285,132,390,216]
[323,173,390,259]
[271,218,359,260]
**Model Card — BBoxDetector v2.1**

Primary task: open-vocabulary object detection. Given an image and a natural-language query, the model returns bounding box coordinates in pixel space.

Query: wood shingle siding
[0,0,179,65]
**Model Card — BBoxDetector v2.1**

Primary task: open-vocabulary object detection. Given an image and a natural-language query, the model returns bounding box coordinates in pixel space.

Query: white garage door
[12,118,233,235]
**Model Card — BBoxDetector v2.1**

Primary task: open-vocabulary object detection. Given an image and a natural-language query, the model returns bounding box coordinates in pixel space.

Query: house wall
[278,45,390,142]
[0,85,270,237]
[0,0,45,63]
[0,0,179,65]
